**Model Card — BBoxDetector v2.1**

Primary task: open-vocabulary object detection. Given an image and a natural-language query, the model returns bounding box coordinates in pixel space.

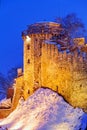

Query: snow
[45,40,57,45]
[0,88,87,130]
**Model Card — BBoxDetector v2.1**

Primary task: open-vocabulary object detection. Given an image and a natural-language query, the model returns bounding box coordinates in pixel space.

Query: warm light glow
[26,35,31,41]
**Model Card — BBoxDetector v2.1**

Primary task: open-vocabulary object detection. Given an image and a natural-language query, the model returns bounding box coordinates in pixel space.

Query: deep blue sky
[0,0,87,75]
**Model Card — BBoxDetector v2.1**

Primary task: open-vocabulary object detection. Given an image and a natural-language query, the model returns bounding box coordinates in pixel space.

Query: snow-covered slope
[0,88,87,130]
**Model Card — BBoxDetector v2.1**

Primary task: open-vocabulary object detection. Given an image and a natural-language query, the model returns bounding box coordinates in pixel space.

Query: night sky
[0,0,87,75]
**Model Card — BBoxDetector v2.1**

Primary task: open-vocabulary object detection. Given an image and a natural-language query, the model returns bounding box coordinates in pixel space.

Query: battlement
[42,40,87,63]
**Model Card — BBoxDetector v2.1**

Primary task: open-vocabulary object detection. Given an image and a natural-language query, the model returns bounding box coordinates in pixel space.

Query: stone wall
[41,42,73,92]
[12,76,24,109]
[41,42,87,110]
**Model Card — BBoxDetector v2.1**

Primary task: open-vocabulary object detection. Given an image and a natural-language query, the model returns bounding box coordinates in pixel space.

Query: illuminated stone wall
[41,42,87,107]
[41,43,73,92]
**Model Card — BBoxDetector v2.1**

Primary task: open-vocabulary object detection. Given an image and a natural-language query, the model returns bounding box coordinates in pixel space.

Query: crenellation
[79,54,83,63]
[52,44,56,57]
[54,45,59,56]
[58,52,63,61]
[47,44,51,57]
[62,51,67,60]
[50,44,55,57]
[67,53,72,62]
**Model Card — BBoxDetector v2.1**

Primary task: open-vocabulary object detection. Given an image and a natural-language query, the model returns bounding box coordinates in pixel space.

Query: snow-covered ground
[0,88,87,130]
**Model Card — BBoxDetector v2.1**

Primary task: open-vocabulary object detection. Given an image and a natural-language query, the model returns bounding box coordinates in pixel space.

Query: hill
[0,88,87,130]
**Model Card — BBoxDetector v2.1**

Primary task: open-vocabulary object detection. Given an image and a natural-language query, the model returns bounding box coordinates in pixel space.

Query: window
[35,38,38,42]
[27,44,30,50]
[27,59,30,64]
[28,90,30,94]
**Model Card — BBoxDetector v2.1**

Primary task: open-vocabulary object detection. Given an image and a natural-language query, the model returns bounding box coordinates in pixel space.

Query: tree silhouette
[0,67,17,100]
[55,13,86,45]
[7,67,17,86]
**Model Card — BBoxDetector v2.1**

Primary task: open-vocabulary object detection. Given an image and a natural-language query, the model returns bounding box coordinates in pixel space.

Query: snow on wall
[0,88,87,130]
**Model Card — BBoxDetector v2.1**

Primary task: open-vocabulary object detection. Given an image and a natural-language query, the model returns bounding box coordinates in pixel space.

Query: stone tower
[22,22,61,98]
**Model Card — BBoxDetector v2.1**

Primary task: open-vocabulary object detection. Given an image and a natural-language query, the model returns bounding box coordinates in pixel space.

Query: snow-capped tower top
[22,22,62,36]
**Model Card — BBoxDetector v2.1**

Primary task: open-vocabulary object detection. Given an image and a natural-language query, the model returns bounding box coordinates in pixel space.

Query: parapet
[73,37,85,46]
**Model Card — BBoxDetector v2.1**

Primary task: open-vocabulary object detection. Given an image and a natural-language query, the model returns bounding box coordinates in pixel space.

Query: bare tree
[7,67,17,86]
[55,13,86,45]
[0,67,17,100]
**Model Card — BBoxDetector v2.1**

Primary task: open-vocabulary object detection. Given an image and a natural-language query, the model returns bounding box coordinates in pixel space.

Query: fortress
[0,22,87,118]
